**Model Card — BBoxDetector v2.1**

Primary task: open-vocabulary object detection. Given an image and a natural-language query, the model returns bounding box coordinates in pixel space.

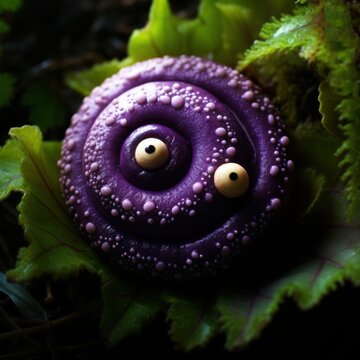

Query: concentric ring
[59,56,293,279]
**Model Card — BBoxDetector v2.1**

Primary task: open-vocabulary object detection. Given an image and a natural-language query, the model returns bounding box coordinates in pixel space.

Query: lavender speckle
[271,198,282,209]
[192,182,204,194]
[280,136,289,146]
[155,261,165,271]
[226,147,236,157]
[171,205,180,215]
[270,165,279,176]
[100,186,112,196]
[242,91,255,100]
[85,222,96,234]
[143,201,156,212]
[215,127,227,136]
[122,199,133,211]
[135,93,147,105]
[171,95,184,108]
[101,242,111,252]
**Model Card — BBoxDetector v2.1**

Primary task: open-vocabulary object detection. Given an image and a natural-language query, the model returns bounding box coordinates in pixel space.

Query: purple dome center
[120,123,191,191]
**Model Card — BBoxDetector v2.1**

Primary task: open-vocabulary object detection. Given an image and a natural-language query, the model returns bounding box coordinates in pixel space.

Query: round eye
[214,163,249,198]
[135,138,169,170]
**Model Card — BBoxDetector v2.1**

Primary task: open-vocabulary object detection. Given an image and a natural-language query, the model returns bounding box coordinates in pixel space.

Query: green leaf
[0,19,9,34]
[65,59,132,96]
[0,73,15,107]
[218,186,360,350]
[0,1,22,107]
[216,0,294,64]
[240,0,360,216]
[0,272,47,321]
[129,0,293,66]
[128,0,186,61]
[6,126,100,282]
[217,120,359,349]
[67,0,294,95]
[176,0,226,61]
[0,139,23,200]
[167,295,218,351]
[239,5,320,70]
[21,82,67,130]
[292,122,340,179]
[251,54,317,128]
[318,80,342,137]
[295,168,326,219]
[1,124,168,346]
[100,271,165,346]
[215,4,253,64]
[4,126,166,345]
[0,0,22,12]
[320,0,360,216]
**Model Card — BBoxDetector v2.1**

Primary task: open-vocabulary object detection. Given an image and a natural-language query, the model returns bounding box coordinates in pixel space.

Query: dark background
[1,1,359,358]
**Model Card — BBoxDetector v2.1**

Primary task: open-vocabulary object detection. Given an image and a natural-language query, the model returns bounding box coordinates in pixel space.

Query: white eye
[135,138,169,170]
[214,163,249,198]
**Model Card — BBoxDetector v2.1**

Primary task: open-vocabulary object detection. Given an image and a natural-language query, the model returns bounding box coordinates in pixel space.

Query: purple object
[59,56,293,279]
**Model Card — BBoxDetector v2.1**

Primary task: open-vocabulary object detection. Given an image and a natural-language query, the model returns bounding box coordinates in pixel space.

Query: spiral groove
[59,56,293,279]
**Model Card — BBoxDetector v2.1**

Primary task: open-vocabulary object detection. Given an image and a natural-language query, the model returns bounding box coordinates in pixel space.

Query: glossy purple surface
[59,56,293,279]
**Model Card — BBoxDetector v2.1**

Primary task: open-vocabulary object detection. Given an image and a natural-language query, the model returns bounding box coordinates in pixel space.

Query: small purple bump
[270,198,282,210]
[155,261,165,271]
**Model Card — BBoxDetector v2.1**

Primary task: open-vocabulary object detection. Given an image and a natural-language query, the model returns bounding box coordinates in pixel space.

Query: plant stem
[0,349,45,360]
[0,300,101,343]
[60,338,103,352]
[0,305,43,348]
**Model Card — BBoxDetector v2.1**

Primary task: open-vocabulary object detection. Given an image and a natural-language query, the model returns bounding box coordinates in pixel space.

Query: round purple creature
[59,56,293,279]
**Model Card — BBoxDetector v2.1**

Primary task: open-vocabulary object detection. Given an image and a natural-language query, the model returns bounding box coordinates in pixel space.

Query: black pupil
[145,145,156,154]
[229,172,238,181]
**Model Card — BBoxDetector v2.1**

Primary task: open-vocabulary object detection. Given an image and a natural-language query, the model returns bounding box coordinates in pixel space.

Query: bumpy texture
[59,56,293,279]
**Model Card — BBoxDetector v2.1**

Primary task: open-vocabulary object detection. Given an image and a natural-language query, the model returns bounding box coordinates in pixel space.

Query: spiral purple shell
[59,56,293,279]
